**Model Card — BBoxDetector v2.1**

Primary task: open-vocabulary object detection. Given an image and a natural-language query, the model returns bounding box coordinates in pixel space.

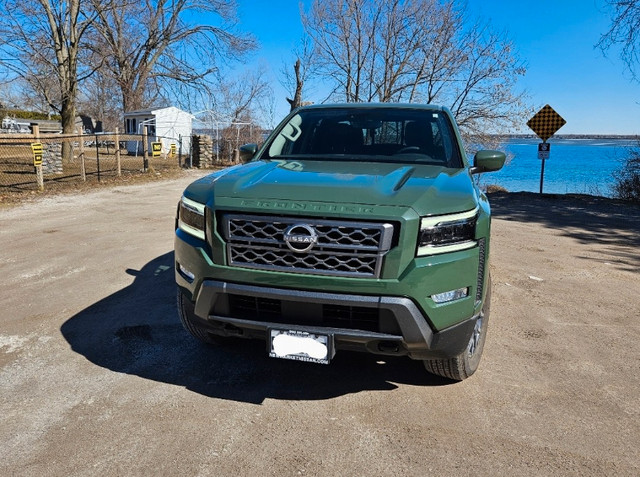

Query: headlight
[417,208,478,256]
[178,196,205,240]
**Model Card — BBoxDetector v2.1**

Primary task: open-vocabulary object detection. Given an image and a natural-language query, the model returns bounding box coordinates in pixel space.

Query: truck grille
[221,214,394,278]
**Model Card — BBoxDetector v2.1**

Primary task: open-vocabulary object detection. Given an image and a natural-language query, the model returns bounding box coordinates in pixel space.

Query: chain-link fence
[0,130,187,194]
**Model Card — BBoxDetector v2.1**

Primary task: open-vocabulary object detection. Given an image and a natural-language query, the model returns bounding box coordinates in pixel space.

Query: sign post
[31,141,44,190]
[526,105,566,194]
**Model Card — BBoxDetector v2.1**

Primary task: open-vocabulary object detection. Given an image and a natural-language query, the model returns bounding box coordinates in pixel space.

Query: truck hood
[186,160,479,216]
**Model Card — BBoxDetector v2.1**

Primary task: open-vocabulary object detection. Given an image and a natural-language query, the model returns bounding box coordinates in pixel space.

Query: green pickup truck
[175,103,505,380]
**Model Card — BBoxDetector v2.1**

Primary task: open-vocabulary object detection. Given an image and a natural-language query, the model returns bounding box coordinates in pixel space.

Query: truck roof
[297,103,446,112]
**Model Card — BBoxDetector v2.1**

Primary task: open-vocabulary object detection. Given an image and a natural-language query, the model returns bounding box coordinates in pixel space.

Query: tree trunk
[60,87,77,162]
[286,59,304,111]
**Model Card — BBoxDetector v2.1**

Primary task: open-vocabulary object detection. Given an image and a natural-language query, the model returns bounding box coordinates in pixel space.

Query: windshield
[262,107,463,167]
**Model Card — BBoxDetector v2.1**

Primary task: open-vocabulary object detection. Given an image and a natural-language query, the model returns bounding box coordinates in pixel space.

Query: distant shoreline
[504,134,639,140]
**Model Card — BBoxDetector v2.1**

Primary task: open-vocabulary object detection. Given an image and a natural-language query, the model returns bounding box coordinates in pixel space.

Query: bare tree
[302,0,377,102]
[0,83,18,109]
[77,71,123,131]
[202,69,271,158]
[285,59,305,111]
[301,0,529,137]
[281,37,317,111]
[214,70,271,123]
[598,0,640,81]
[12,75,62,116]
[257,91,278,129]
[599,2,640,201]
[89,0,255,113]
[0,0,96,138]
[444,20,529,137]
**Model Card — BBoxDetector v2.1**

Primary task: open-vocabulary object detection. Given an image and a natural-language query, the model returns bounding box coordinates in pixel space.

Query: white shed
[123,106,193,155]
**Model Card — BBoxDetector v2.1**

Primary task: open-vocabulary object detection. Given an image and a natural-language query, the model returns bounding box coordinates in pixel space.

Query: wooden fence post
[115,127,121,176]
[33,125,44,191]
[77,127,86,181]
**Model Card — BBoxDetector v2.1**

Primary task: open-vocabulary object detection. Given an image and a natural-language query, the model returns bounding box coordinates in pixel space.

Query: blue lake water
[477,138,638,197]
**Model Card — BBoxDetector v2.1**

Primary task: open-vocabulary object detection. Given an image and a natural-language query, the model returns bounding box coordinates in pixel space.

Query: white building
[123,106,193,155]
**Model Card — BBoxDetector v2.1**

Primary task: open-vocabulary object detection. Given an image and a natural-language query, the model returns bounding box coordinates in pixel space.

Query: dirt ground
[1,171,638,476]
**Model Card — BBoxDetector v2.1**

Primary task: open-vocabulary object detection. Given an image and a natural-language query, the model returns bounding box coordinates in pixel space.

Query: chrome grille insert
[222,214,394,278]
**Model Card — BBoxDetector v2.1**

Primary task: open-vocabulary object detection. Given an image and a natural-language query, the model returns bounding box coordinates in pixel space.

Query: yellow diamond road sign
[527,105,566,142]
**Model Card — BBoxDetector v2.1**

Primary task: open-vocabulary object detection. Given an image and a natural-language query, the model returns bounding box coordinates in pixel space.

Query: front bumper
[175,227,485,333]
[189,280,478,360]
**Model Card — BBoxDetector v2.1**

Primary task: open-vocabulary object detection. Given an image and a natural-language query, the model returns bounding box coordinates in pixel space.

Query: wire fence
[0,129,187,194]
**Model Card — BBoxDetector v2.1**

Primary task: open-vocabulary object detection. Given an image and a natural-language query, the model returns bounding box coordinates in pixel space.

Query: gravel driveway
[1,172,639,476]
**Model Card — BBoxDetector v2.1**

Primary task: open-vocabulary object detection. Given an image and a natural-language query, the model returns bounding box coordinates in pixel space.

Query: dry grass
[0,165,207,208]
[484,184,509,194]
[0,138,212,207]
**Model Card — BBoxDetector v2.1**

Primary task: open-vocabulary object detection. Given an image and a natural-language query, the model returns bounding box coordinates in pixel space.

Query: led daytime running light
[431,287,469,304]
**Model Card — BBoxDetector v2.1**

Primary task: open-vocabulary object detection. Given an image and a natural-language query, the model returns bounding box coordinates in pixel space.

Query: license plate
[269,329,334,365]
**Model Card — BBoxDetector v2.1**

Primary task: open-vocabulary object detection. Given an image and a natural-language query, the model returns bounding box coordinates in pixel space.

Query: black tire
[423,276,492,381]
[177,289,220,345]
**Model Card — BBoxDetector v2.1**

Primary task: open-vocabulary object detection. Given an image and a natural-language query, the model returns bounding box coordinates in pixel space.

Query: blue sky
[236,0,640,135]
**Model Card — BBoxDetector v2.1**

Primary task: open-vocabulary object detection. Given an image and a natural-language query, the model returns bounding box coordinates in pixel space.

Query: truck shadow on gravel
[489,192,640,273]
[61,252,449,404]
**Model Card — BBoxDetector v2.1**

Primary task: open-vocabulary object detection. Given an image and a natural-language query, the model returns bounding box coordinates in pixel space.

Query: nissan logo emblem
[284,224,318,253]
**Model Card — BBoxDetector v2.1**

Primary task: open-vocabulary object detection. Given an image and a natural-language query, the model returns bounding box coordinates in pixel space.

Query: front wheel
[177,289,220,345]
[423,277,492,381]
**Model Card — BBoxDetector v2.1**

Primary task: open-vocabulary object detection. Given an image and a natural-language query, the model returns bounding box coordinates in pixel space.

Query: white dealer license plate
[269,329,334,365]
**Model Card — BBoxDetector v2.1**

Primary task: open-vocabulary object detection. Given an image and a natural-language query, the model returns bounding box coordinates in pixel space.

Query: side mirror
[238,143,258,163]
[471,150,506,174]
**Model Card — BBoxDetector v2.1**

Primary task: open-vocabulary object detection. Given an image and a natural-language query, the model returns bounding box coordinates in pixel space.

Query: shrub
[0,109,62,121]
[613,148,640,203]
[485,184,509,194]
